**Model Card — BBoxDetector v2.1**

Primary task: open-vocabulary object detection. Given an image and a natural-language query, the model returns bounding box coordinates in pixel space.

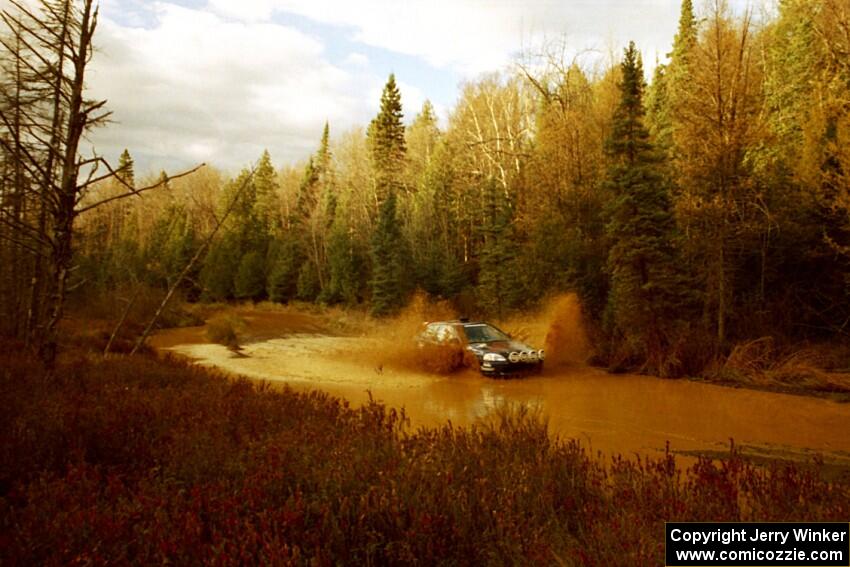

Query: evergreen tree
[604,42,689,374]
[324,218,364,305]
[476,178,523,318]
[645,63,672,153]
[295,157,319,220]
[223,165,265,251]
[293,127,335,301]
[200,235,240,301]
[200,153,278,303]
[667,0,698,159]
[267,127,339,305]
[235,250,266,300]
[669,0,698,86]
[406,137,449,295]
[296,261,321,301]
[368,75,411,315]
[163,207,201,299]
[369,74,406,203]
[117,148,135,187]
[253,149,280,235]
[316,121,331,174]
[370,191,409,316]
[267,237,303,303]
[143,206,179,287]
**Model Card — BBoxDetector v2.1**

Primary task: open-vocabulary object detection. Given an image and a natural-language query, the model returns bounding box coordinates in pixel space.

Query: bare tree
[0,0,203,367]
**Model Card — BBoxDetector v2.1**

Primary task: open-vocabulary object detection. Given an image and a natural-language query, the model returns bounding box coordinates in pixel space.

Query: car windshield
[463,324,510,343]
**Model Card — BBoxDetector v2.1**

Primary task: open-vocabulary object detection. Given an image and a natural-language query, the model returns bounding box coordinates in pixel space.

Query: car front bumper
[479,359,543,377]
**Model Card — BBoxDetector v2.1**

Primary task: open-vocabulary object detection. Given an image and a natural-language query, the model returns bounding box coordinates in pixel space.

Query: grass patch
[205,315,246,351]
[1,344,848,565]
[708,337,850,399]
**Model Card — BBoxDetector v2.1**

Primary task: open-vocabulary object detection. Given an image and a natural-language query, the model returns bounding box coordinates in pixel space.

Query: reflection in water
[164,334,850,464]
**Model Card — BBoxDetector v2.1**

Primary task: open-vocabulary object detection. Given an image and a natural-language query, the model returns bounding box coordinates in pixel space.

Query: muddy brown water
[153,329,850,467]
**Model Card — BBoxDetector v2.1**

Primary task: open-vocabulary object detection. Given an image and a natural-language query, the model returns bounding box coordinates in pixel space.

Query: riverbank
[2,343,848,565]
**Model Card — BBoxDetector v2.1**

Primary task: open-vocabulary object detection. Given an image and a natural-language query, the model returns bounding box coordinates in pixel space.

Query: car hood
[467,340,536,355]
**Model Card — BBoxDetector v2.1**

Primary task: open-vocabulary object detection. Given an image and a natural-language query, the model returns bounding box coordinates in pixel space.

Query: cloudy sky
[82,0,749,175]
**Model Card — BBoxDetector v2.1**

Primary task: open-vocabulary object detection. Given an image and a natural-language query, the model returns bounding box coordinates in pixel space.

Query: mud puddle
[159,329,850,467]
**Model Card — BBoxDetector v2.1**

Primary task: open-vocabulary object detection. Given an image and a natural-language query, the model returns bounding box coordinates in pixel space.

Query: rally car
[417,319,544,377]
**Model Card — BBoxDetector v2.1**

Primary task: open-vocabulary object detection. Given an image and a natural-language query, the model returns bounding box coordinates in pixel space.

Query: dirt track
[151,304,850,469]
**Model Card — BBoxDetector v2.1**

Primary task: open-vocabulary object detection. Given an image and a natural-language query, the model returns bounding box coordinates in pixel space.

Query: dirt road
[152,307,850,468]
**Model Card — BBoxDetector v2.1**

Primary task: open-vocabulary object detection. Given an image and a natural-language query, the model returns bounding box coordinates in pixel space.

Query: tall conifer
[369,75,411,315]
[604,42,688,374]
[667,0,698,155]
[369,74,406,204]
[370,191,409,316]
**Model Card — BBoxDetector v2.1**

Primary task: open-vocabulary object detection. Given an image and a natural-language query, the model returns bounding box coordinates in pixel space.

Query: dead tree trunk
[38,0,97,366]
[28,0,70,346]
[1,1,203,368]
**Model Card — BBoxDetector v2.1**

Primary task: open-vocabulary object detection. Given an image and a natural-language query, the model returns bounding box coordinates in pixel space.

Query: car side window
[422,324,440,342]
[434,325,449,343]
[436,325,459,344]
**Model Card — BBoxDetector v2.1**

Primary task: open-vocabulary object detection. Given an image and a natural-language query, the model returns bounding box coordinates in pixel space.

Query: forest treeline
[2,0,849,375]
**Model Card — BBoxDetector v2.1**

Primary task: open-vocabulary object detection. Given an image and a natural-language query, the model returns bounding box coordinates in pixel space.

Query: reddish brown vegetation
[1,342,847,565]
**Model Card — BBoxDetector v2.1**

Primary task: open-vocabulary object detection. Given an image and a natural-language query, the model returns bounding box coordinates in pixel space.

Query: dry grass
[716,337,850,395]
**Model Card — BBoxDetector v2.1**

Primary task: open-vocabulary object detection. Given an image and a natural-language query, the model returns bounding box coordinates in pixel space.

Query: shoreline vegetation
[2,337,848,566]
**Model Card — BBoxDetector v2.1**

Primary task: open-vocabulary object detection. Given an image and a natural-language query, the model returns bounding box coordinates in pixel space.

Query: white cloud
[209,0,687,75]
[87,2,376,172]
[345,52,370,68]
[79,0,753,174]
[207,0,277,22]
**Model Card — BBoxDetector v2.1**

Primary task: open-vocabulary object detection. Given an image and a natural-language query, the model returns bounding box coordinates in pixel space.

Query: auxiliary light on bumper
[507,350,545,363]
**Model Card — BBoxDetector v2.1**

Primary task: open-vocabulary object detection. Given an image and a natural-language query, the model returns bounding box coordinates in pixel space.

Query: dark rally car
[417,319,544,377]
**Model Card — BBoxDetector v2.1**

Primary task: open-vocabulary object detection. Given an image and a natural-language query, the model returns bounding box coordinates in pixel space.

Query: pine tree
[368,75,411,315]
[667,0,698,158]
[476,178,523,318]
[370,190,409,316]
[267,237,303,303]
[369,74,406,204]
[604,42,688,374]
[295,157,319,220]
[324,218,364,305]
[645,63,672,153]
[200,235,240,301]
[668,0,698,88]
[117,149,135,187]
[316,121,331,175]
[253,149,280,235]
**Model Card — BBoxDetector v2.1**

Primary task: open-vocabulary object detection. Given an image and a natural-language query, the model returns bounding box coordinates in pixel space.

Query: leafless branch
[76,162,207,213]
